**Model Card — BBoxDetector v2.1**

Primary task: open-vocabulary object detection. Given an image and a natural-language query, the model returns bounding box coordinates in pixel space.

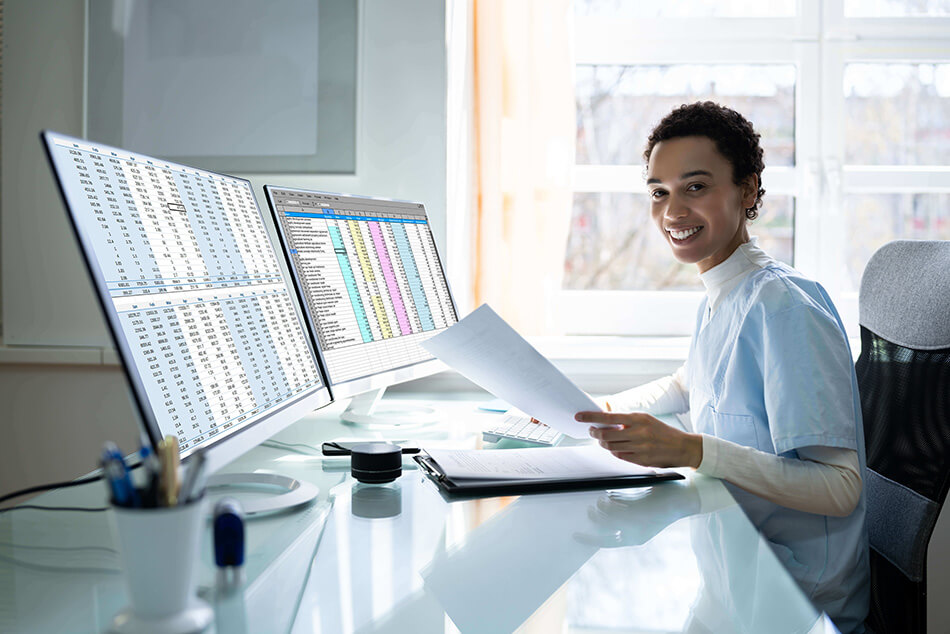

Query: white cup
[110,498,213,633]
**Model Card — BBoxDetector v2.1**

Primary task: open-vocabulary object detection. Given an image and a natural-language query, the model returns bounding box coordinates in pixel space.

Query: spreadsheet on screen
[267,188,457,388]
[45,134,325,454]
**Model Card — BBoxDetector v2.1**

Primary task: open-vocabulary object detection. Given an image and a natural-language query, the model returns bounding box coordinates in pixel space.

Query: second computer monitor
[264,186,458,399]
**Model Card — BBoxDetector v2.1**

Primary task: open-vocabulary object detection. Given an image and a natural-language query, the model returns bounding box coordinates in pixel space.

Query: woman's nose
[664,194,689,219]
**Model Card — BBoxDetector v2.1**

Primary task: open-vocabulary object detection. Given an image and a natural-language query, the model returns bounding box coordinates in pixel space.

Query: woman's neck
[696,223,750,274]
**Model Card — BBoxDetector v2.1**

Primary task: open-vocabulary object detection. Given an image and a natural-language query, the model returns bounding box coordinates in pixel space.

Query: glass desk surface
[0,396,839,634]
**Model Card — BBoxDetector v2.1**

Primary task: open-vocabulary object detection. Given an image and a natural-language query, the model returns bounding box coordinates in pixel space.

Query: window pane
[755,196,795,266]
[576,65,796,167]
[576,0,796,18]
[564,193,698,291]
[845,193,950,291]
[845,64,950,165]
[844,0,950,17]
[563,193,794,290]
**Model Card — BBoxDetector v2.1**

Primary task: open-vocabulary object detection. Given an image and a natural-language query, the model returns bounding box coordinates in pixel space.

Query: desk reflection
[414,479,717,633]
[208,501,330,634]
[288,473,828,634]
[351,484,402,520]
[366,475,825,634]
[302,477,452,633]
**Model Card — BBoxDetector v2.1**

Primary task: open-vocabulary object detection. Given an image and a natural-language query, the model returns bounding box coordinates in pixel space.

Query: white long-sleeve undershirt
[603,239,862,518]
[603,364,861,517]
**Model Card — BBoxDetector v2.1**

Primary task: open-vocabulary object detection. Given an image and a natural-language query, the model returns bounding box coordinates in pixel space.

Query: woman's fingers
[577,411,699,468]
[575,410,619,424]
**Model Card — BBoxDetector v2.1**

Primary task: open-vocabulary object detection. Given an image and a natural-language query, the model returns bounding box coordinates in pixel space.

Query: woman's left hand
[575,411,704,469]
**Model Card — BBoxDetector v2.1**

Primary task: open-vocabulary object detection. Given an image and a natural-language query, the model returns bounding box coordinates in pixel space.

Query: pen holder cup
[110,498,213,633]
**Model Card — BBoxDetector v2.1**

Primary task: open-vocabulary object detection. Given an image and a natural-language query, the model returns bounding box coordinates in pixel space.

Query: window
[559,0,950,337]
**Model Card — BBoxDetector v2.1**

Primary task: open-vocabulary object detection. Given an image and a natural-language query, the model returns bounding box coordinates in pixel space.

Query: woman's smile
[666,225,703,242]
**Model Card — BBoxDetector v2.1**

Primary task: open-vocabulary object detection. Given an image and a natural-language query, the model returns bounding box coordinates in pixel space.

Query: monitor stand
[340,387,438,430]
[204,472,319,516]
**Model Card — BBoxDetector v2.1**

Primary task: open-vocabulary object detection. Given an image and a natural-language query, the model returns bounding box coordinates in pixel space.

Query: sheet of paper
[425,446,658,481]
[421,304,600,438]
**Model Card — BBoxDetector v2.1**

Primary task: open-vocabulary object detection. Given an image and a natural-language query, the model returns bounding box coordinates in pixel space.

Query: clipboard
[414,453,684,496]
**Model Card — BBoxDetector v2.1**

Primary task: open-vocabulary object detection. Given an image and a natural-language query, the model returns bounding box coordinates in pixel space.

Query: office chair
[856,240,950,634]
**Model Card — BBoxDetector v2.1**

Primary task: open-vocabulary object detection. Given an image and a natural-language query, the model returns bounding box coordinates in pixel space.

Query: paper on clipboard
[420,304,602,439]
[424,446,657,480]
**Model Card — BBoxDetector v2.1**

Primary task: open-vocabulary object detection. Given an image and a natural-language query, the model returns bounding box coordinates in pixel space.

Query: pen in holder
[104,438,213,634]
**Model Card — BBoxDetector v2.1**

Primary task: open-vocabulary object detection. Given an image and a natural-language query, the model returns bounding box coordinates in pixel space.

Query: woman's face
[646,136,757,273]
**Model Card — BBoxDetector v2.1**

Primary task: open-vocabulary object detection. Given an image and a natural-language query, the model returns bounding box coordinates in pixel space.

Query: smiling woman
[646,135,757,273]
[577,102,871,633]
[645,102,766,274]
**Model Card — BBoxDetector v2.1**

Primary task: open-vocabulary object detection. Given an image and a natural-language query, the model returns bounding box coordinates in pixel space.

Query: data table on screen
[270,191,456,386]
[47,137,324,452]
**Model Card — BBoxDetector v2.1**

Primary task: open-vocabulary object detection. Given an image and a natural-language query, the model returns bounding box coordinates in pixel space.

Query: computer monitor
[42,131,333,511]
[263,186,458,428]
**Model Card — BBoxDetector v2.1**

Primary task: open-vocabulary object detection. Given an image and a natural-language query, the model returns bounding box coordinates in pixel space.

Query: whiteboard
[86,0,357,174]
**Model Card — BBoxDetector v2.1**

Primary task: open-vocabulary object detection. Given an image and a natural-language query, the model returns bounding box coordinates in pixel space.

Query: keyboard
[482,412,562,446]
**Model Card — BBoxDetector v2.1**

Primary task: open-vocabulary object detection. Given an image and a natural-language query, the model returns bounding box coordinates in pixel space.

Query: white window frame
[820,33,950,336]
[558,1,950,338]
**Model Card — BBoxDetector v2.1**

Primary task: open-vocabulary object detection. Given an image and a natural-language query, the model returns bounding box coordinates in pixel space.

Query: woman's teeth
[669,227,701,240]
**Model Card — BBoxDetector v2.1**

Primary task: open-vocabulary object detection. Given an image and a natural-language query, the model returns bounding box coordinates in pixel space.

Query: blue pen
[138,434,161,507]
[101,442,140,508]
[139,432,161,472]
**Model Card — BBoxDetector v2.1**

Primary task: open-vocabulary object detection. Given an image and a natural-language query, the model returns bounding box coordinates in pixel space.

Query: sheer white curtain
[472,0,575,334]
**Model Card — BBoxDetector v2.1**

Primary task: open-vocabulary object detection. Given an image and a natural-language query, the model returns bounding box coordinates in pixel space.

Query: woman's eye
[687,183,705,192]
[651,190,667,200]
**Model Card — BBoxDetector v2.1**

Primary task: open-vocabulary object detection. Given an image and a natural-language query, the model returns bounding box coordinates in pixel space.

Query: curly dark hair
[643,101,766,220]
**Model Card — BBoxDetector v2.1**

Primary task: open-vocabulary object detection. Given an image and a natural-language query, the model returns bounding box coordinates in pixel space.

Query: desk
[0,395,837,633]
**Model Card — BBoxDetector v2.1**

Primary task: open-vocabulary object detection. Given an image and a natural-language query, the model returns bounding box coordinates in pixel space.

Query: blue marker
[101,442,140,508]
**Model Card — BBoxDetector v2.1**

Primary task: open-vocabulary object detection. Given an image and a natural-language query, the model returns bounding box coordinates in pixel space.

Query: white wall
[1,0,104,346]
[0,0,448,498]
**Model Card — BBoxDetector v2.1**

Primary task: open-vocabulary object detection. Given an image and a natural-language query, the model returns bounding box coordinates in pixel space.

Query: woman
[575,102,869,632]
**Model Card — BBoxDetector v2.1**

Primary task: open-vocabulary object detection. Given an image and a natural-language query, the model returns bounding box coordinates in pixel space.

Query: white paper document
[420,304,600,438]
[425,446,658,481]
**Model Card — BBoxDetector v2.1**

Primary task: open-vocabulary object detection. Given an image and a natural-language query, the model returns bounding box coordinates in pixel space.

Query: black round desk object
[350,442,402,484]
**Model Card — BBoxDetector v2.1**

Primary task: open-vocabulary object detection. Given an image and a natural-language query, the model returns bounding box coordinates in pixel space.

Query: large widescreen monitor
[42,131,333,479]
[264,186,458,426]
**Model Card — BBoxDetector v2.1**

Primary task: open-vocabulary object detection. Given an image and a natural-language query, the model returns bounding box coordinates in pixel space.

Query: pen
[138,433,161,507]
[158,435,181,507]
[178,448,209,504]
[101,442,140,508]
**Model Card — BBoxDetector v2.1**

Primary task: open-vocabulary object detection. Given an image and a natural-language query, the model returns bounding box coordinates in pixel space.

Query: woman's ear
[740,175,759,211]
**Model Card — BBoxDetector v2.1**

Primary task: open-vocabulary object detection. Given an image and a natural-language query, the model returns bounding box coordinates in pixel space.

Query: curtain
[472,0,575,335]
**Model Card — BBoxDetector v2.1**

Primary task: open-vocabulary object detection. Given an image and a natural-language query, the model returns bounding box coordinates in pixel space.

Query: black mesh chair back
[856,240,950,634]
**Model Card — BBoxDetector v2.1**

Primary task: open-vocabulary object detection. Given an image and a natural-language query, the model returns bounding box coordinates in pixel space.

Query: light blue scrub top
[685,260,869,633]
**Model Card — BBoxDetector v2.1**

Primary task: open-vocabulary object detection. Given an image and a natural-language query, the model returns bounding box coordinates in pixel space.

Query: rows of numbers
[278,209,456,384]
[116,288,320,450]
[72,148,282,298]
[55,140,323,450]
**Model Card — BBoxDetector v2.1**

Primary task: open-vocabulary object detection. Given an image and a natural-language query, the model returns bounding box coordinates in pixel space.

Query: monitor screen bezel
[41,131,333,473]
[263,184,457,400]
